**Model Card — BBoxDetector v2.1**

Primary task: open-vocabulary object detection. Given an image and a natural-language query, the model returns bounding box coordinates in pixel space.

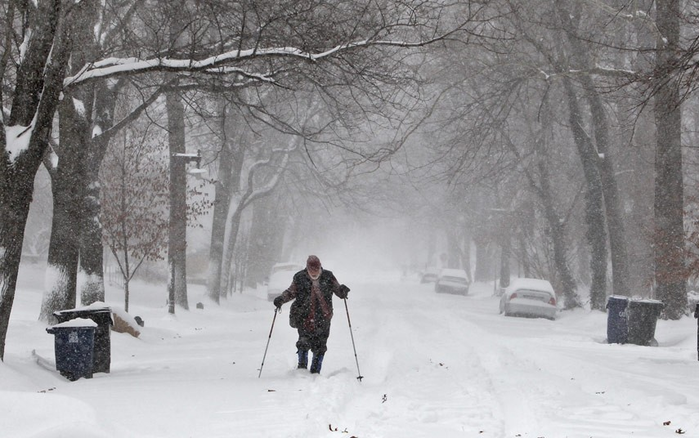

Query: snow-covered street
[2,263,699,438]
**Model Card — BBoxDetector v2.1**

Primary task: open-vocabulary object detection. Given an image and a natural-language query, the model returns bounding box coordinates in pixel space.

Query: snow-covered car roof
[506,278,554,294]
[438,268,468,279]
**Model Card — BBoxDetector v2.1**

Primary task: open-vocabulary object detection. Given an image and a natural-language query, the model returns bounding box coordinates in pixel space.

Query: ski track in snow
[5,269,699,437]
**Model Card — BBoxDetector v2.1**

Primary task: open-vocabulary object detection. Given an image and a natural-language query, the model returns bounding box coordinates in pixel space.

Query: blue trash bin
[46,318,98,381]
[54,306,112,374]
[627,299,664,346]
[606,296,629,344]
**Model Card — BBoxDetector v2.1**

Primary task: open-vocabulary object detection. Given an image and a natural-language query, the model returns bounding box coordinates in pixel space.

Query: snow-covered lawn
[2,263,699,437]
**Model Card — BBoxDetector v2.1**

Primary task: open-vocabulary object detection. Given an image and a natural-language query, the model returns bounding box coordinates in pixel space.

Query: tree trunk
[0,172,38,359]
[426,225,437,268]
[121,173,131,314]
[124,279,131,314]
[166,91,189,312]
[220,204,245,299]
[39,94,91,321]
[79,83,121,305]
[207,179,230,303]
[517,232,531,278]
[40,0,102,312]
[462,225,472,282]
[207,104,244,303]
[39,173,81,322]
[498,222,512,289]
[473,239,492,282]
[446,227,461,269]
[516,202,536,279]
[535,141,581,309]
[246,194,284,287]
[555,0,629,301]
[587,89,630,299]
[79,143,106,306]
[0,0,78,359]
[654,0,685,319]
[562,78,608,311]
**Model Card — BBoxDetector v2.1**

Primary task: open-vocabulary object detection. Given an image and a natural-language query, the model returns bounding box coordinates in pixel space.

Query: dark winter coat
[278,269,346,330]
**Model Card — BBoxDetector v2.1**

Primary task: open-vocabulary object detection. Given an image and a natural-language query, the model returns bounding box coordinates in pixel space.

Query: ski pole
[258,307,279,378]
[343,298,364,382]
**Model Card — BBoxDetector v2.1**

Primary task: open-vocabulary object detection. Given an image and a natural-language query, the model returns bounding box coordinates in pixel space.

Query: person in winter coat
[273,255,350,374]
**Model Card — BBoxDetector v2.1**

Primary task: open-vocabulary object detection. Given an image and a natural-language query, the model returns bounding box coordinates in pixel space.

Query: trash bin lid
[606,295,629,309]
[51,318,98,328]
[53,304,113,323]
[607,295,630,302]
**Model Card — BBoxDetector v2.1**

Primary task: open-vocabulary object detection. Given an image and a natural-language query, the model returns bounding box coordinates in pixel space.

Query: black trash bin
[626,299,664,346]
[46,319,97,381]
[606,295,629,344]
[54,306,112,373]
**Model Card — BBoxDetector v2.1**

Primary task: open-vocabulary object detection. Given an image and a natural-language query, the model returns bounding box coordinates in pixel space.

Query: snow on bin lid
[51,318,98,328]
[55,301,111,314]
[82,301,111,310]
[629,298,664,305]
[608,295,629,300]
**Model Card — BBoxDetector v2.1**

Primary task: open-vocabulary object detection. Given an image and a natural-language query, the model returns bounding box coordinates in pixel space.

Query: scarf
[305,277,332,330]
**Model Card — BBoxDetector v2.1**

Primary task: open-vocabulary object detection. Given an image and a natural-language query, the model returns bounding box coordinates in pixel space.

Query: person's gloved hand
[338,284,350,299]
[273,296,284,308]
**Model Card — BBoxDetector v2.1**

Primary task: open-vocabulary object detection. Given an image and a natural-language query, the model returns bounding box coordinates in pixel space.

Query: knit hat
[306,255,321,271]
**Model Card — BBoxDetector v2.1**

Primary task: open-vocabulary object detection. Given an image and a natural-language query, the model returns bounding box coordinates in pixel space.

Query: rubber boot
[297,350,308,369]
[310,354,324,374]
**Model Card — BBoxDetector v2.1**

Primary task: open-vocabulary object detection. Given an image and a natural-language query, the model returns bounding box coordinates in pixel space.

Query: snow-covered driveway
[3,267,699,437]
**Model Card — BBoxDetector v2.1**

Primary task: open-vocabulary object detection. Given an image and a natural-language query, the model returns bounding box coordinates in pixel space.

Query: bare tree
[0,0,93,360]
[100,123,169,313]
[209,114,297,303]
[553,0,630,300]
[0,0,480,359]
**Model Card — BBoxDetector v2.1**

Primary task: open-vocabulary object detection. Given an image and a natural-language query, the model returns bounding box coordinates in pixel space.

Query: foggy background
[4,0,699,334]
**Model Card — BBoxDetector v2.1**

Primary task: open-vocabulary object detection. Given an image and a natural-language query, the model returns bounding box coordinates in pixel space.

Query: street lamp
[168,150,204,314]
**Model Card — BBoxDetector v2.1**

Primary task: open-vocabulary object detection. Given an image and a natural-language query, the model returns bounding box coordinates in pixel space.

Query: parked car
[435,268,470,295]
[499,278,557,320]
[420,267,440,284]
[266,262,303,301]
